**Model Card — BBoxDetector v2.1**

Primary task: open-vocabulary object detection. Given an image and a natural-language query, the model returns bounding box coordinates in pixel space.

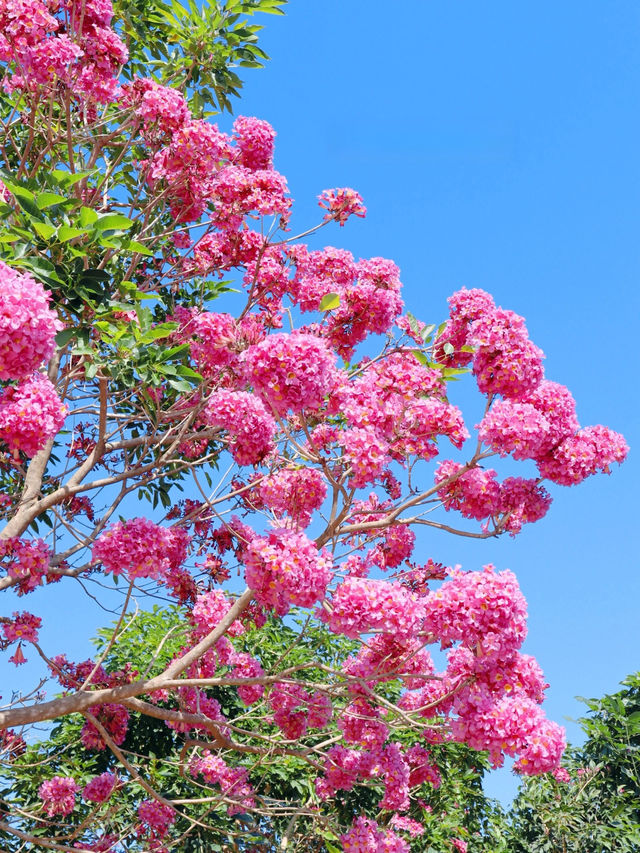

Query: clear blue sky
[227,0,640,800]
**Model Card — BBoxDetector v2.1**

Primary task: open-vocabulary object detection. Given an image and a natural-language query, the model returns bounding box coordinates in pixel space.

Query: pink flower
[233,115,276,170]
[0,373,66,457]
[325,577,425,639]
[137,800,176,839]
[244,331,338,415]
[39,776,79,817]
[83,772,117,803]
[537,425,628,485]
[318,187,367,226]
[2,611,41,643]
[258,466,327,528]
[0,536,50,595]
[92,518,189,580]
[204,390,276,465]
[80,704,129,750]
[243,527,332,615]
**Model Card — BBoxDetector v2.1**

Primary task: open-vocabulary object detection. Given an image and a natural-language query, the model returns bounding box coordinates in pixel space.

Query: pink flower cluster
[92,518,189,581]
[340,816,409,853]
[423,565,528,661]
[435,461,553,535]
[0,536,50,595]
[318,187,367,226]
[0,0,127,103]
[324,578,425,639]
[243,527,332,615]
[0,262,61,380]
[0,373,66,457]
[83,772,117,803]
[38,775,78,817]
[233,115,276,170]
[537,425,629,486]
[269,682,332,739]
[258,466,327,527]
[80,703,130,750]
[190,589,245,639]
[137,800,176,839]
[204,390,276,465]
[244,331,338,415]
[2,610,41,643]
[190,752,255,815]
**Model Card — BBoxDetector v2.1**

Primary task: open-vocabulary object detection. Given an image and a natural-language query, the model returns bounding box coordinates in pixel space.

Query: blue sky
[226,0,640,800]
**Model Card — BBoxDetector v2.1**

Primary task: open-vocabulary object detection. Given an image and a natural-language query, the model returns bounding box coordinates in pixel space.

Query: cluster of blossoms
[92,518,190,581]
[243,527,333,615]
[268,682,332,739]
[0,536,50,595]
[189,752,255,815]
[0,263,66,458]
[340,815,409,852]
[258,466,327,528]
[80,703,130,750]
[0,262,61,380]
[0,0,127,102]
[38,776,79,817]
[83,772,117,803]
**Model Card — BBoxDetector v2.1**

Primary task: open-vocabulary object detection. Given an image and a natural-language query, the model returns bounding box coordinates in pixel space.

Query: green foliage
[117,0,287,115]
[500,673,640,852]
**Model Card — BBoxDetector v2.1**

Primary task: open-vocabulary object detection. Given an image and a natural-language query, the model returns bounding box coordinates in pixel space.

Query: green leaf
[50,169,95,188]
[58,225,88,242]
[33,222,57,241]
[55,328,75,347]
[79,206,98,226]
[319,292,340,311]
[443,341,455,356]
[36,192,67,210]
[94,213,135,232]
[139,323,178,344]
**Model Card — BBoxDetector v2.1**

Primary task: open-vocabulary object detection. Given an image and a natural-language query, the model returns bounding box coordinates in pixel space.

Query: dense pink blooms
[126,77,190,139]
[174,308,239,378]
[244,331,338,415]
[0,261,53,379]
[258,466,327,527]
[0,536,50,595]
[340,427,390,487]
[389,815,425,837]
[81,704,129,750]
[137,800,176,839]
[324,577,425,639]
[230,651,265,705]
[190,589,245,638]
[498,477,552,534]
[338,699,389,750]
[92,518,189,580]
[340,816,409,853]
[39,776,78,817]
[435,461,501,520]
[243,527,332,615]
[537,425,628,485]
[83,772,117,803]
[269,682,332,738]
[233,115,275,170]
[2,611,41,643]
[423,565,528,660]
[190,752,255,814]
[148,120,232,221]
[0,373,66,457]
[470,307,545,399]
[318,187,367,225]
[204,390,276,465]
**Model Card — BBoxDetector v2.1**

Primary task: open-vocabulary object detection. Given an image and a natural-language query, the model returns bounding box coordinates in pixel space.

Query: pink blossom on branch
[318,187,367,226]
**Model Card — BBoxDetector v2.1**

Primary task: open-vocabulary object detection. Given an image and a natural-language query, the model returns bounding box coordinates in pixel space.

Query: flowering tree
[0,0,629,849]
